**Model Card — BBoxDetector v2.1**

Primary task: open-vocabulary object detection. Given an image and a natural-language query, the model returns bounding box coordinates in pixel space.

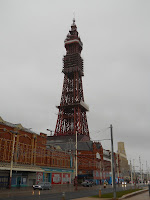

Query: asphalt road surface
[0,185,144,200]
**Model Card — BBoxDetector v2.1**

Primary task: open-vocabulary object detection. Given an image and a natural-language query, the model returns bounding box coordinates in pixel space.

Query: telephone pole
[117,154,120,185]
[130,160,133,185]
[133,159,135,183]
[139,156,142,183]
[142,164,143,183]
[75,130,78,190]
[146,161,148,182]
[110,124,116,199]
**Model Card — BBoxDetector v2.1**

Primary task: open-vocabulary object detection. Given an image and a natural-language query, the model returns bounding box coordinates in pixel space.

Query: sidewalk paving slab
[121,191,150,200]
[72,188,149,200]
[119,188,148,199]
[71,198,111,200]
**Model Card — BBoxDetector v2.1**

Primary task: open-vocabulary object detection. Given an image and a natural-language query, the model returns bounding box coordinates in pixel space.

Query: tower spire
[73,11,75,21]
[54,21,89,138]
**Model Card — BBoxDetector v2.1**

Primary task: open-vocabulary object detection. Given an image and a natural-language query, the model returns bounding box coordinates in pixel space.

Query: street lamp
[75,130,78,190]
[9,130,18,189]
[46,129,54,136]
[110,124,116,199]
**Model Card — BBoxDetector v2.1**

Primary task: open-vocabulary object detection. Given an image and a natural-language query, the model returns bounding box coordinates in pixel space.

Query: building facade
[0,117,74,188]
[118,142,130,180]
[0,20,124,188]
[49,20,121,185]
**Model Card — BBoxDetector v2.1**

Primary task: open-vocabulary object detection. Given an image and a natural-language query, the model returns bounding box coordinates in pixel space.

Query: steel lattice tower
[54,19,89,137]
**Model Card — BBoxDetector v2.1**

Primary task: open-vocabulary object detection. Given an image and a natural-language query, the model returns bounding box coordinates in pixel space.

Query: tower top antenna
[73,11,75,22]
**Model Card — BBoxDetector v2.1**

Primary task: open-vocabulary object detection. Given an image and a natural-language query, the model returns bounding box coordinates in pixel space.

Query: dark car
[88,179,96,185]
[32,182,51,190]
[81,180,93,187]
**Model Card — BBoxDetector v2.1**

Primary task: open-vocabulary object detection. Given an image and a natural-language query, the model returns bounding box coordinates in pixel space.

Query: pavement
[120,189,149,200]
[71,198,110,200]
[71,198,109,200]
[72,188,149,200]
[122,191,150,199]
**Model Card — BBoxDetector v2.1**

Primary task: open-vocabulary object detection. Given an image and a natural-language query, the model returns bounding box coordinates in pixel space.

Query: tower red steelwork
[54,19,89,137]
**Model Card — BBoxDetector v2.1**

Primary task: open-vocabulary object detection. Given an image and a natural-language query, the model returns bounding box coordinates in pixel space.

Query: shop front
[11,171,28,187]
[42,168,74,185]
[93,170,112,185]
[0,163,44,188]
[0,171,9,188]
[93,170,101,185]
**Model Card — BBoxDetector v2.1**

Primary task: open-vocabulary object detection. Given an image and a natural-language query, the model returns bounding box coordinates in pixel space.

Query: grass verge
[92,188,141,198]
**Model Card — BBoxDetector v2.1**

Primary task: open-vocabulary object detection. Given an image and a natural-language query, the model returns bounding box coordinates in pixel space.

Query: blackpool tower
[54,19,90,138]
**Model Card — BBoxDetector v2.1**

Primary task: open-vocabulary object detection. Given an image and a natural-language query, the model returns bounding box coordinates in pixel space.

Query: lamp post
[9,130,18,189]
[130,160,133,186]
[117,153,120,186]
[75,130,78,190]
[110,124,116,199]
[46,129,54,136]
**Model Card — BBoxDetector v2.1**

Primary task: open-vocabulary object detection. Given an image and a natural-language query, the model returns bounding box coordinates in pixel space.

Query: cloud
[0,0,150,169]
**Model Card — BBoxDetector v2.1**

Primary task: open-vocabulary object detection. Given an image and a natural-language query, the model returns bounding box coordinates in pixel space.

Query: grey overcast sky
[0,0,150,171]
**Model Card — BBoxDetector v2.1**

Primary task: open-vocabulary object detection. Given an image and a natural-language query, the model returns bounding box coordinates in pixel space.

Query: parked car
[88,179,96,185]
[32,182,51,190]
[81,180,93,187]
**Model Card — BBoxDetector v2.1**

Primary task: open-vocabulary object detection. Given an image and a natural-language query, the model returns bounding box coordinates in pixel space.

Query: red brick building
[0,116,120,187]
[0,19,121,188]
[0,117,74,188]
[47,134,120,185]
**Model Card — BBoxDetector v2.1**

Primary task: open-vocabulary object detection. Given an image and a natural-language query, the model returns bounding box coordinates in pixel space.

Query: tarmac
[72,188,149,200]
[0,184,149,200]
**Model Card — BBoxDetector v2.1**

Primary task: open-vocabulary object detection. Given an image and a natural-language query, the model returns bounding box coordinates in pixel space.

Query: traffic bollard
[62,192,65,200]
[99,189,101,198]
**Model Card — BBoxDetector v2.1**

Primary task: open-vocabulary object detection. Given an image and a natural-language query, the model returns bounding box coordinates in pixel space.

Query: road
[0,184,145,200]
